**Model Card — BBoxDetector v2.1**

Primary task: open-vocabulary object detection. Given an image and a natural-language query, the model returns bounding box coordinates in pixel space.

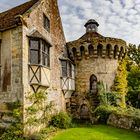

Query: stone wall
[22,0,66,112]
[0,27,23,127]
[107,113,140,133]
[69,56,118,118]
[75,58,118,93]
[21,0,66,134]
[0,0,66,132]
[0,26,23,102]
[66,19,127,119]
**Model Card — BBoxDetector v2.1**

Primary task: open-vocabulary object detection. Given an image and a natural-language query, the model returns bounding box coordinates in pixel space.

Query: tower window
[44,14,50,32]
[88,45,94,55]
[97,44,103,57]
[106,44,111,58]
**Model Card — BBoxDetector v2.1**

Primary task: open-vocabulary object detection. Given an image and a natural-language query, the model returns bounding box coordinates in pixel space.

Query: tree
[127,44,140,65]
[126,44,140,108]
[127,65,140,108]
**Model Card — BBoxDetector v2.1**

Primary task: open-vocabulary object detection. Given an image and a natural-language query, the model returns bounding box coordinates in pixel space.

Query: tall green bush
[112,59,128,107]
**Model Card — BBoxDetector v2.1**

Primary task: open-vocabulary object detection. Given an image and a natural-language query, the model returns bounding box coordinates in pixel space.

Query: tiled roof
[0,0,39,31]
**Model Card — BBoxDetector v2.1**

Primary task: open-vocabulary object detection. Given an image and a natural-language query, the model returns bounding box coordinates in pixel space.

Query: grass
[51,125,140,140]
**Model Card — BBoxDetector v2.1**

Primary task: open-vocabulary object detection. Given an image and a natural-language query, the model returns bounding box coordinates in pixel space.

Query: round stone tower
[66,19,127,119]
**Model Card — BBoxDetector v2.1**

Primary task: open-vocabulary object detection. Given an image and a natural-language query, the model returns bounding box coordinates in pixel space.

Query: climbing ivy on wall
[0,90,53,140]
[112,59,128,108]
[25,90,53,128]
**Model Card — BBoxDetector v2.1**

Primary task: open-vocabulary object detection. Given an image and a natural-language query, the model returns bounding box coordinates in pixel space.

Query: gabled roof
[27,29,52,45]
[0,0,39,31]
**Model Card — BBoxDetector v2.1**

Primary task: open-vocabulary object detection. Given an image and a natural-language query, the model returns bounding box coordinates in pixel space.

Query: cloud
[0,0,140,45]
[58,0,140,45]
[0,0,29,12]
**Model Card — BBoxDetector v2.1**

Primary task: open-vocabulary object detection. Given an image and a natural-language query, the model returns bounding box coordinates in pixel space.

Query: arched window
[119,47,124,58]
[88,45,94,55]
[72,47,76,58]
[114,45,118,59]
[106,44,111,58]
[80,46,85,57]
[90,74,97,94]
[120,47,124,53]
[97,44,103,57]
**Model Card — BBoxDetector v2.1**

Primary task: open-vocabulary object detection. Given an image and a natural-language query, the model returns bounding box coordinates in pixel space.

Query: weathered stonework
[0,0,66,134]
[67,20,127,119]
[0,26,23,101]
[0,0,129,135]
[107,113,140,133]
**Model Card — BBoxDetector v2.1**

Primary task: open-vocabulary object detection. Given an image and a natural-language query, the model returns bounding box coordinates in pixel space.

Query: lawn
[51,125,140,140]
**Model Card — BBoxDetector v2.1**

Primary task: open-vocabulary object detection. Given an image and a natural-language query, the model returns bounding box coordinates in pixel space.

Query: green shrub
[99,92,122,106]
[122,106,140,118]
[93,104,140,126]
[30,126,58,140]
[0,127,5,135]
[93,105,116,124]
[0,123,28,140]
[50,112,72,129]
[126,90,140,108]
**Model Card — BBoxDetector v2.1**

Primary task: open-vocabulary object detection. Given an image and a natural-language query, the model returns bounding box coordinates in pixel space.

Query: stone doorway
[89,74,99,107]
[80,104,89,120]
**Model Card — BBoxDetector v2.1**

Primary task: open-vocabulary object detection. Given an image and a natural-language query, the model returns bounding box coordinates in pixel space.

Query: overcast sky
[0,0,140,45]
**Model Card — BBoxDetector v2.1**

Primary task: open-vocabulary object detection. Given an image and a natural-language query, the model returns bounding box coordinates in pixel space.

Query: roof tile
[0,0,39,31]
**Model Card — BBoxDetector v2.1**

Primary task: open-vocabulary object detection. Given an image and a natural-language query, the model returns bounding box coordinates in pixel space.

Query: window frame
[61,60,67,77]
[29,37,50,67]
[61,60,73,78]
[41,40,50,67]
[29,38,40,64]
[43,14,50,32]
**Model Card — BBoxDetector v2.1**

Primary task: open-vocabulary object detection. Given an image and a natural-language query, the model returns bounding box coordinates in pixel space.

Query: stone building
[67,19,127,119]
[0,0,127,134]
[0,0,75,133]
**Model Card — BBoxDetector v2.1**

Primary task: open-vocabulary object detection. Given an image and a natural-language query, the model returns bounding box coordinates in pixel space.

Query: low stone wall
[0,103,17,128]
[107,113,140,133]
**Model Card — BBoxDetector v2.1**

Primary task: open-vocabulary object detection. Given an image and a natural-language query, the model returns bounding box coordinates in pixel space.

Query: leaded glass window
[30,39,40,64]
[61,60,67,77]
[44,14,50,32]
[29,38,50,67]
[42,41,50,67]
